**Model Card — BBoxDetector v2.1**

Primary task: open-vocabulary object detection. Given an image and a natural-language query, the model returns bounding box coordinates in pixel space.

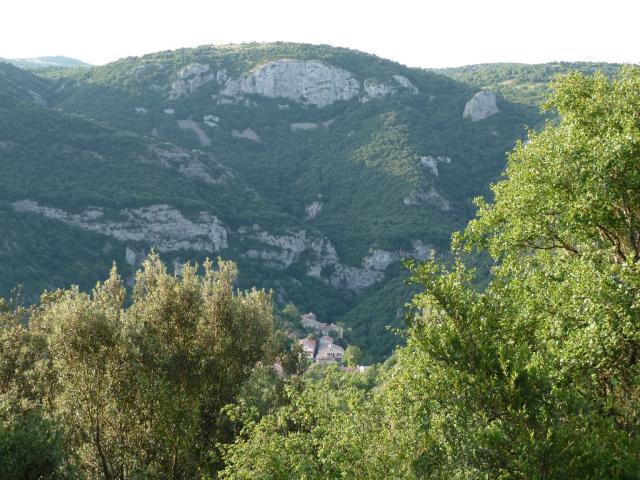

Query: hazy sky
[2,0,638,67]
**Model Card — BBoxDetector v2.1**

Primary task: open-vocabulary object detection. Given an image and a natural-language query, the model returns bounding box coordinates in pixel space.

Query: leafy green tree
[402,66,640,478]
[0,297,74,479]
[281,304,301,325]
[343,345,363,367]
[5,254,274,479]
[221,67,640,479]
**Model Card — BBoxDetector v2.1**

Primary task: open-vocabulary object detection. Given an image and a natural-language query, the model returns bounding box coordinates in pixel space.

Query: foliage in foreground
[220,67,640,478]
[0,255,274,479]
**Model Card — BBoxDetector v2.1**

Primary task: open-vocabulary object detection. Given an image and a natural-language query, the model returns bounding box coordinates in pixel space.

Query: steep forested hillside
[2,45,617,360]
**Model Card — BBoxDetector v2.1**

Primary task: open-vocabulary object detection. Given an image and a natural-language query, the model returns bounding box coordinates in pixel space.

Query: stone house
[299,337,317,359]
[316,342,345,364]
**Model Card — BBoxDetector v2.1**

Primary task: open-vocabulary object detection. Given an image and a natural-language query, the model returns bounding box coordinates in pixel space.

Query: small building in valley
[299,337,317,359]
[316,342,345,364]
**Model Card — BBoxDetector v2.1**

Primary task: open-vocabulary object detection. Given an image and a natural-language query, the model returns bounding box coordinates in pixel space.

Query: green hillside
[3,44,611,360]
[5,55,90,70]
[436,61,623,106]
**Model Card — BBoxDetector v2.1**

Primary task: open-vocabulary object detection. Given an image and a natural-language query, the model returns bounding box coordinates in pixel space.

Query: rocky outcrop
[221,59,360,107]
[410,240,433,261]
[463,91,499,121]
[203,115,219,127]
[231,128,260,142]
[419,155,451,176]
[177,119,211,146]
[363,79,396,101]
[404,187,451,211]
[362,249,398,271]
[148,145,229,185]
[169,63,215,99]
[329,264,384,290]
[290,119,334,131]
[361,241,434,271]
[12,201,228,252]
[305,201,323,219]
[393,75,419,94]
[244,229,338,269]
[290,122,319,131]
[362,75,419,102]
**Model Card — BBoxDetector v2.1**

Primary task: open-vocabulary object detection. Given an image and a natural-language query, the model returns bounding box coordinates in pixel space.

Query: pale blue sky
[2,0,638,67]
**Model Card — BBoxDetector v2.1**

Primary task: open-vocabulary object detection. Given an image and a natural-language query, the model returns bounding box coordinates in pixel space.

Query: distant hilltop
[1,56,90,70]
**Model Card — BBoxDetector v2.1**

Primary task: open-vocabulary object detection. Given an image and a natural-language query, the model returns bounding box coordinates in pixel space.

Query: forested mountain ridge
[2,55,90,71]
[436,61,623,106]
[0,44,621,360]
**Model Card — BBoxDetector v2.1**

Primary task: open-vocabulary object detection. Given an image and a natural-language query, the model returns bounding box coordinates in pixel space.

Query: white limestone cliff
[221,59,360,107]
[329,264,384,290]
[169,63,215,99]
[231,128,260,142]
[305,201,323,219]
[13,201,228,252]
[419,155,451,176]
[393,75,419,94]
[463,91,499,121]
[403,187,451,211]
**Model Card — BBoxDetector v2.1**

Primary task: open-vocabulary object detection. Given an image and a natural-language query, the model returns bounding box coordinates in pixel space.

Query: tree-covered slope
[436,61,623,106]
[0,44,579,359]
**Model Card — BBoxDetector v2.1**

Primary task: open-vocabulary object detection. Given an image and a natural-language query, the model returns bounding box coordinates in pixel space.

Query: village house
[316,342,345,364]
[299,337,317,360]
[300,312,323,330]
[300,312,344,338]
[297,328,345,365]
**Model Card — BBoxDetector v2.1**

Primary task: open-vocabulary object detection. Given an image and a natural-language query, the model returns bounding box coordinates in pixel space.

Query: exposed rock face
[148,145,229,185]
[363,79,396,101]
[362,75,419,102]
[410,240,433,261]
[169,63,215,99]
[244,229,339,269]
[463,91,499,121]
[393,75,419,94]
[164,108,175,115]
[362,249,398,271]
[242,227,400,290]
[177,119,211,146]
[13,201,228,252]
[290,119,334,131]
[361,242,433,271]
[231,128,260,142]
[290,122,319,131]
[203,115,219,127]
[305,201,323,219]
[419,155,451,176]
[307,264,322,278]
[221,59,360,107]
[134,107,147,114]
[403,187,451,211]
[329,264,384,290]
